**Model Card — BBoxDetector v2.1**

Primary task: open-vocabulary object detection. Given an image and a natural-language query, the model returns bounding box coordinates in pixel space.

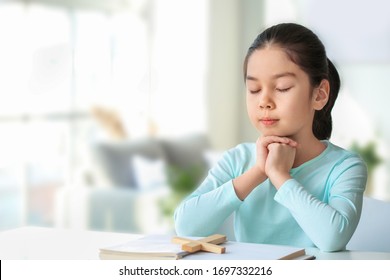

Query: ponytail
[312,58,340,140]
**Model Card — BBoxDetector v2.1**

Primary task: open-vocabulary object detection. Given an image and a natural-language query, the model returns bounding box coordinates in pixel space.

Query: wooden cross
[171,234,227,254]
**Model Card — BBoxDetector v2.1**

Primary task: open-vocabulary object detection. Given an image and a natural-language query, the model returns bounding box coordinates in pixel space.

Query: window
[0,0,209,229]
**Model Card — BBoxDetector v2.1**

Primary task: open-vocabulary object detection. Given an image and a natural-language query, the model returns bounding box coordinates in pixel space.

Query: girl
[174,23,367,252]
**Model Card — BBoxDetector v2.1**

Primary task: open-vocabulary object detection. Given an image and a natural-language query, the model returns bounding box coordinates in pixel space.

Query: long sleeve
[274,155,367,252]
[174,146,246,236]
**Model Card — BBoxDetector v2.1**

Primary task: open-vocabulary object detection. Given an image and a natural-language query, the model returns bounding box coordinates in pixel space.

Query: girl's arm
[174,146,245,237]
[274,156,367,252]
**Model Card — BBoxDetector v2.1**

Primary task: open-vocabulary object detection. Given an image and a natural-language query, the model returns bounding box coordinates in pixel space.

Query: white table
[1,227,389,260]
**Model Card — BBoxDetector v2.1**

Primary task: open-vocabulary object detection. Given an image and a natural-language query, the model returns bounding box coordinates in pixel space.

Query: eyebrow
[246,72,296,81]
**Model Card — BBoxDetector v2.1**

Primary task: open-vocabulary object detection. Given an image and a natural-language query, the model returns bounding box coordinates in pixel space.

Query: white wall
[206,0,264,150]
[206,0,241,150]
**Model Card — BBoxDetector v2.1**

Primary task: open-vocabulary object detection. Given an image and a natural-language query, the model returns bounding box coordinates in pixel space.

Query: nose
[258,91,275,109]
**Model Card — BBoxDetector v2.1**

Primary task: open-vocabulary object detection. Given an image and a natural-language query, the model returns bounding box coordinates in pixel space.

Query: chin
[258,129,286,137]
[259,130,295,139]
[255,122,298,137]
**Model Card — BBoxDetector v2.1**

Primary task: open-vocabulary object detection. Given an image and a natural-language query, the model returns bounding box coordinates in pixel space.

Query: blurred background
[0,0,389,235]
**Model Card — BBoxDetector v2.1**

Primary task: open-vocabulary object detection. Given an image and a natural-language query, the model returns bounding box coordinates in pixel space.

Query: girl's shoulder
[325,141,364,160]
[217,142,256,167]
[324,141,368,170]
[226,142,256,157]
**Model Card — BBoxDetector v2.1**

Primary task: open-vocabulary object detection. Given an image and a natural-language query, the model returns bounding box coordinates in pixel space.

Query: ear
[312,79,330,110]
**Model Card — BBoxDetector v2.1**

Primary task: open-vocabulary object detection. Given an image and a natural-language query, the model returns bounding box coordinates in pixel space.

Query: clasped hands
[256,136,298,189]
[232,135,299,200]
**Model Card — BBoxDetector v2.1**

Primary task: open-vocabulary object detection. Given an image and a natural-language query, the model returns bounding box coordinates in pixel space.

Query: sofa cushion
[131,155,167,190]
[91,138,166,188]
[160,134,210,170]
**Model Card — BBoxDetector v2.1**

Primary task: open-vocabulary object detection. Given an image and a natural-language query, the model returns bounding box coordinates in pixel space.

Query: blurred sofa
[55,134,210,234]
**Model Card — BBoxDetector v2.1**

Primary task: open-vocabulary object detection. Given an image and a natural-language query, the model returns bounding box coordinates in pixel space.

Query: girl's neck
[292,135,326,168]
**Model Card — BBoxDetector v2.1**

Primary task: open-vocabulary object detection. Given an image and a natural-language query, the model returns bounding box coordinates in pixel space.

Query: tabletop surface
[1,226,389,260]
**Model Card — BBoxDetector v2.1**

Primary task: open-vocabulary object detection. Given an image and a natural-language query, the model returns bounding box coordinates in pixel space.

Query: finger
[280,138,298,147]
[260,136,298,147]
[285,139,299,147]
[258,136,287,146]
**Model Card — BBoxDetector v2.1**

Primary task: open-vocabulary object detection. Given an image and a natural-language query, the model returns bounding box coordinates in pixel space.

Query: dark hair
[243,23,340,140]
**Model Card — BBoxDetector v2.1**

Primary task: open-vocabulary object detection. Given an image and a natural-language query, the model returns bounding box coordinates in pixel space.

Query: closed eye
[249,89,261,94]
[276,87,292,93]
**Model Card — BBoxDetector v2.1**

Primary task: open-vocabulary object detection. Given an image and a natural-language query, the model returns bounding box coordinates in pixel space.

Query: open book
[99,235,312,260]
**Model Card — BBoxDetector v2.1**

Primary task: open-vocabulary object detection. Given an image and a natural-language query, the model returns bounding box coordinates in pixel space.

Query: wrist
[233,166,267,201]
[268,171,291,189]
[252,165,267,183]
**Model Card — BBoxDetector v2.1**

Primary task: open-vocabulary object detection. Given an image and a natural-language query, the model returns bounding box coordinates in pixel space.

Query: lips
[260,118,279,126]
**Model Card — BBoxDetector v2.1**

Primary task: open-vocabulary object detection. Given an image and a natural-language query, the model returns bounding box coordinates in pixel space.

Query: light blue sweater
[174,141,367,252]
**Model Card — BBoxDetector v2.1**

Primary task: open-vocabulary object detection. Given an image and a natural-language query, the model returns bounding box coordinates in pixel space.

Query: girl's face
[245,46,323,140]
